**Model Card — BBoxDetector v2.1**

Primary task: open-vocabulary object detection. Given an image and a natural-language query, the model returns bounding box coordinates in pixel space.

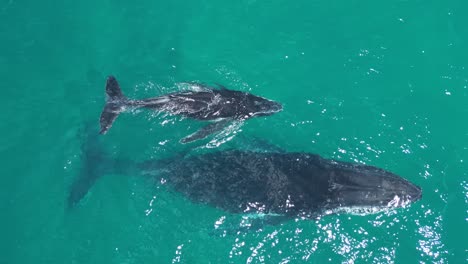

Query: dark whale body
[69,124,422,225]
[141,150,422,218]
[68,126,422,222]
[99,76,282,143]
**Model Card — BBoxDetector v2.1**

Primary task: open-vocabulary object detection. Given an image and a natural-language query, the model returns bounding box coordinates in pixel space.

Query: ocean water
[1,0,467,263]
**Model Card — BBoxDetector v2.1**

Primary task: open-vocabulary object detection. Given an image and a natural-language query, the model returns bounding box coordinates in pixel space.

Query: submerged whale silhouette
[99,76,282,143]
[140,150,422,218]
[68,126,422,222]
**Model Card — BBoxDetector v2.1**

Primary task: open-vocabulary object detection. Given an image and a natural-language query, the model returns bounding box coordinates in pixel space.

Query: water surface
[1,0,467,263]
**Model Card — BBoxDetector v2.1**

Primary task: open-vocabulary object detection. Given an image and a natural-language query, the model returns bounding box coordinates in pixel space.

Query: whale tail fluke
[105,75,125,100]
[99,76,128,134]
[67,121,136,209]
[67,122,108,209]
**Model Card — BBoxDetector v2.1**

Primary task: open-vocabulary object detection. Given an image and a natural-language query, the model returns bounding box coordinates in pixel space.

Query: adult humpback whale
[99,76,282,143]
[140,150,422,218]
[68,125,422,222]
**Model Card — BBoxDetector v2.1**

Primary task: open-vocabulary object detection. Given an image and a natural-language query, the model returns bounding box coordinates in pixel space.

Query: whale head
[243,94,283,117]
[325,163,422,214]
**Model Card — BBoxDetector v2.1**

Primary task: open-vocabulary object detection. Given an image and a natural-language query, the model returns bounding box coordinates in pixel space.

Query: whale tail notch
[99,76,127,134]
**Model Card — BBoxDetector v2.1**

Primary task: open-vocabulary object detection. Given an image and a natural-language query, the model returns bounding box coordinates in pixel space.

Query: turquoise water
[1,0,467,263]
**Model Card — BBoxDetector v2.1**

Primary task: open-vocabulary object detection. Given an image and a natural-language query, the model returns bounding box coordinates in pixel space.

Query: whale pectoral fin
[180,119,231,144]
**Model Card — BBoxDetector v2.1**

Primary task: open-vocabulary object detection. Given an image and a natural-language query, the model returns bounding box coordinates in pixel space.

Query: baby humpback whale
[100,76,283,143]
[69,125,422,224]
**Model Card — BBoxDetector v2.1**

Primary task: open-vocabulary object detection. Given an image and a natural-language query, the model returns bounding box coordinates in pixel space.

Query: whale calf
[99,76,282,143]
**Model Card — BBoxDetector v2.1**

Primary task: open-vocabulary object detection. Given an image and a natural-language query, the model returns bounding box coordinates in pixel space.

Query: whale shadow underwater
[68,124,422,227]
[99,76,283,143]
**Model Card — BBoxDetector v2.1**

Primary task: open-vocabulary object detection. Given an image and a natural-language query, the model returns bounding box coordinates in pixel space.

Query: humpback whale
[68,126,422,222]
[99,76,283,143]
[140,150,422,218]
